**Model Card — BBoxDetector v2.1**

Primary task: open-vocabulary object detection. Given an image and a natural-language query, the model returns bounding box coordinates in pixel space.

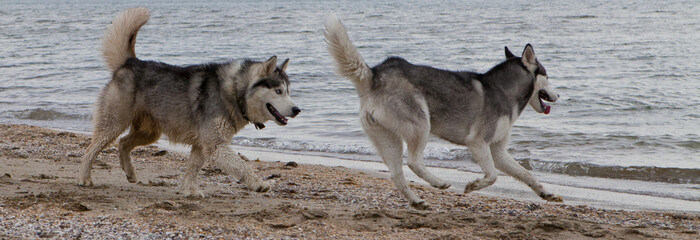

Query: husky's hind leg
[463,142,498,193]
[364,121,428,210]
[79,126,126,186]
[78,80,134,186]
[491,140,562,202]
[117,114,161,183]
[405,121,451,190]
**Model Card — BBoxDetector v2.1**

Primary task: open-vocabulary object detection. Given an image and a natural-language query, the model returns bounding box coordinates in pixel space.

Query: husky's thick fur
[78,8,300,196]
[325,14,561,209]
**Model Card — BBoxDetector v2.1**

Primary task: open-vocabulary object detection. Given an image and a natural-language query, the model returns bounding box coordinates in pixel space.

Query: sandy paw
[249,181,271,192]
[183,187,205,198]
[410,200,431,210]
[126,175,137,183]
[432,182,451,190]
[181,180,205,198]
[541,193,564,202]
[77,177,93,186]
[464,182,478,193]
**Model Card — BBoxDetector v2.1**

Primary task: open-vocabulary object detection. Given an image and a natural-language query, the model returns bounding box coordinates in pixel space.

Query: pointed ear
[505,46,515,58]
[279,58,289,72]
[263,55,277,75]
[521,44,537,71]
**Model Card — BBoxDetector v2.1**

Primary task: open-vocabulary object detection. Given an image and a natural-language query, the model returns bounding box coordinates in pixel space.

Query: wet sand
[1,124,698,239]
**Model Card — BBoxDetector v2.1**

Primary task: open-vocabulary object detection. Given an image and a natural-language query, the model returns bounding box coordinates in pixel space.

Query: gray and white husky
[78,8,300,196]
[324,14,562,209]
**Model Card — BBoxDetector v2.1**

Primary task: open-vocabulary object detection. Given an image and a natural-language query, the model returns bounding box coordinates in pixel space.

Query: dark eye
[275,89,282,95]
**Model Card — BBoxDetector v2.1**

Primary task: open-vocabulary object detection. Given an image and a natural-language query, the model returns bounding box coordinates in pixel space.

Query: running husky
[324,14,561,209]
[78,8,300,196]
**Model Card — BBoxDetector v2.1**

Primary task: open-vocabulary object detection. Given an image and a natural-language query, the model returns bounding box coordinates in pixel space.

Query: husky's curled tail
[323,14,373,93]
[102,7,150,72]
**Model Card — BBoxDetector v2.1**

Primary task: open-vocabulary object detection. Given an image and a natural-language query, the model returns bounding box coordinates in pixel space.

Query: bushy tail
[324,13,373,92]
[102,7,150,72]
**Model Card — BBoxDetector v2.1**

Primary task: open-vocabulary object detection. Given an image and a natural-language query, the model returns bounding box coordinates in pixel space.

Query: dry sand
[0,124,698,239]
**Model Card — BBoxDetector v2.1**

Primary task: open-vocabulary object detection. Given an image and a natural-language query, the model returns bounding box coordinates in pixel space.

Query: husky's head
[245,56,300,127]
[506,45,559,114]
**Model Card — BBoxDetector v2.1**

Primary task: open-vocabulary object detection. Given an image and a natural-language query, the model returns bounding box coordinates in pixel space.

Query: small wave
[515,131,695,153]
[633,140,670,148]
[562,15,596,19]
[520,159,700,184]
[232,137,375,155]
[605,133,638,140]
[10,109,86,121]
[646,73,687,79]
[613,103,682,112]
[677,140,700,150]
[644,10,676,14]
[0,64,21,68]
[35,19,56,24]
[200,24,225,28]
[618,105,653,111]
[232,137,474,161]
[19,72,69,80]
[620,55,656,61]
[271,30,306,34]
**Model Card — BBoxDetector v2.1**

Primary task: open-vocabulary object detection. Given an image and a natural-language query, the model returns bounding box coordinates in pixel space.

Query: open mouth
[538,90,554,114]
[266,103,288,125]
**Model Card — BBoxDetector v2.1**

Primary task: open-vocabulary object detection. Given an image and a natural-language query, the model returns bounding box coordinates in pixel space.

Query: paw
[126,174,137,183]
[183,186,205,198]
[181,179,205,198]
[410,200,431,210]
[432,182,451,190]
[464,177,496,193]
[122,167,137,183]
[77,177,93,187]
[464,182,477,193]
[540,193,563,202]
[248,181,271,192]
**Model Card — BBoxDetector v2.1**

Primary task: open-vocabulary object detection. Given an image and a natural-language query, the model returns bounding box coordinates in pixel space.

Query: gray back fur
[370,56,537,144]
[115,58,288,144]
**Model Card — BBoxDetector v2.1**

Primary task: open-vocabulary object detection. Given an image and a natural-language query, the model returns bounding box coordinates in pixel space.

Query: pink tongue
[539,98,551,114]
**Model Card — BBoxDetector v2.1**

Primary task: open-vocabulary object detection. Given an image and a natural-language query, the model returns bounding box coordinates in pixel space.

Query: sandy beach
[0,124,698,239]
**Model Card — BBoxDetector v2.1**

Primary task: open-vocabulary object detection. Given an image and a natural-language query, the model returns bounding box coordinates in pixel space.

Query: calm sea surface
[1,0,698,201]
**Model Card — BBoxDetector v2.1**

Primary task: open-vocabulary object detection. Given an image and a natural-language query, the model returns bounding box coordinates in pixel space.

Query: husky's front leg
[182,145,206,197]
[464,142,498,193]
[490,140,563,202]
[205,144,270,192]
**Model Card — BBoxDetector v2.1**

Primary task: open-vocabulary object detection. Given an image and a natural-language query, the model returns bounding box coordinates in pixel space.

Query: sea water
[1,0,698,202]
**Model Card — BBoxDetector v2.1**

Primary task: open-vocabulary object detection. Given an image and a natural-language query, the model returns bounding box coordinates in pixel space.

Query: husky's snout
[266,103,300,126]
[529,74,559,115]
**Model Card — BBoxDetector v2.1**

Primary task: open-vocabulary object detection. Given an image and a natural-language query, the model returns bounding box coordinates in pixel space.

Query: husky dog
[78,8,300,196]
[324,14,561,209]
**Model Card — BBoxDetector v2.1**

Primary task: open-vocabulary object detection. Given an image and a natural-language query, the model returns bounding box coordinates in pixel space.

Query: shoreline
[1,123,698,239]
[229,146,700,214]
[47,123,700,213]
[159,142,700,214]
